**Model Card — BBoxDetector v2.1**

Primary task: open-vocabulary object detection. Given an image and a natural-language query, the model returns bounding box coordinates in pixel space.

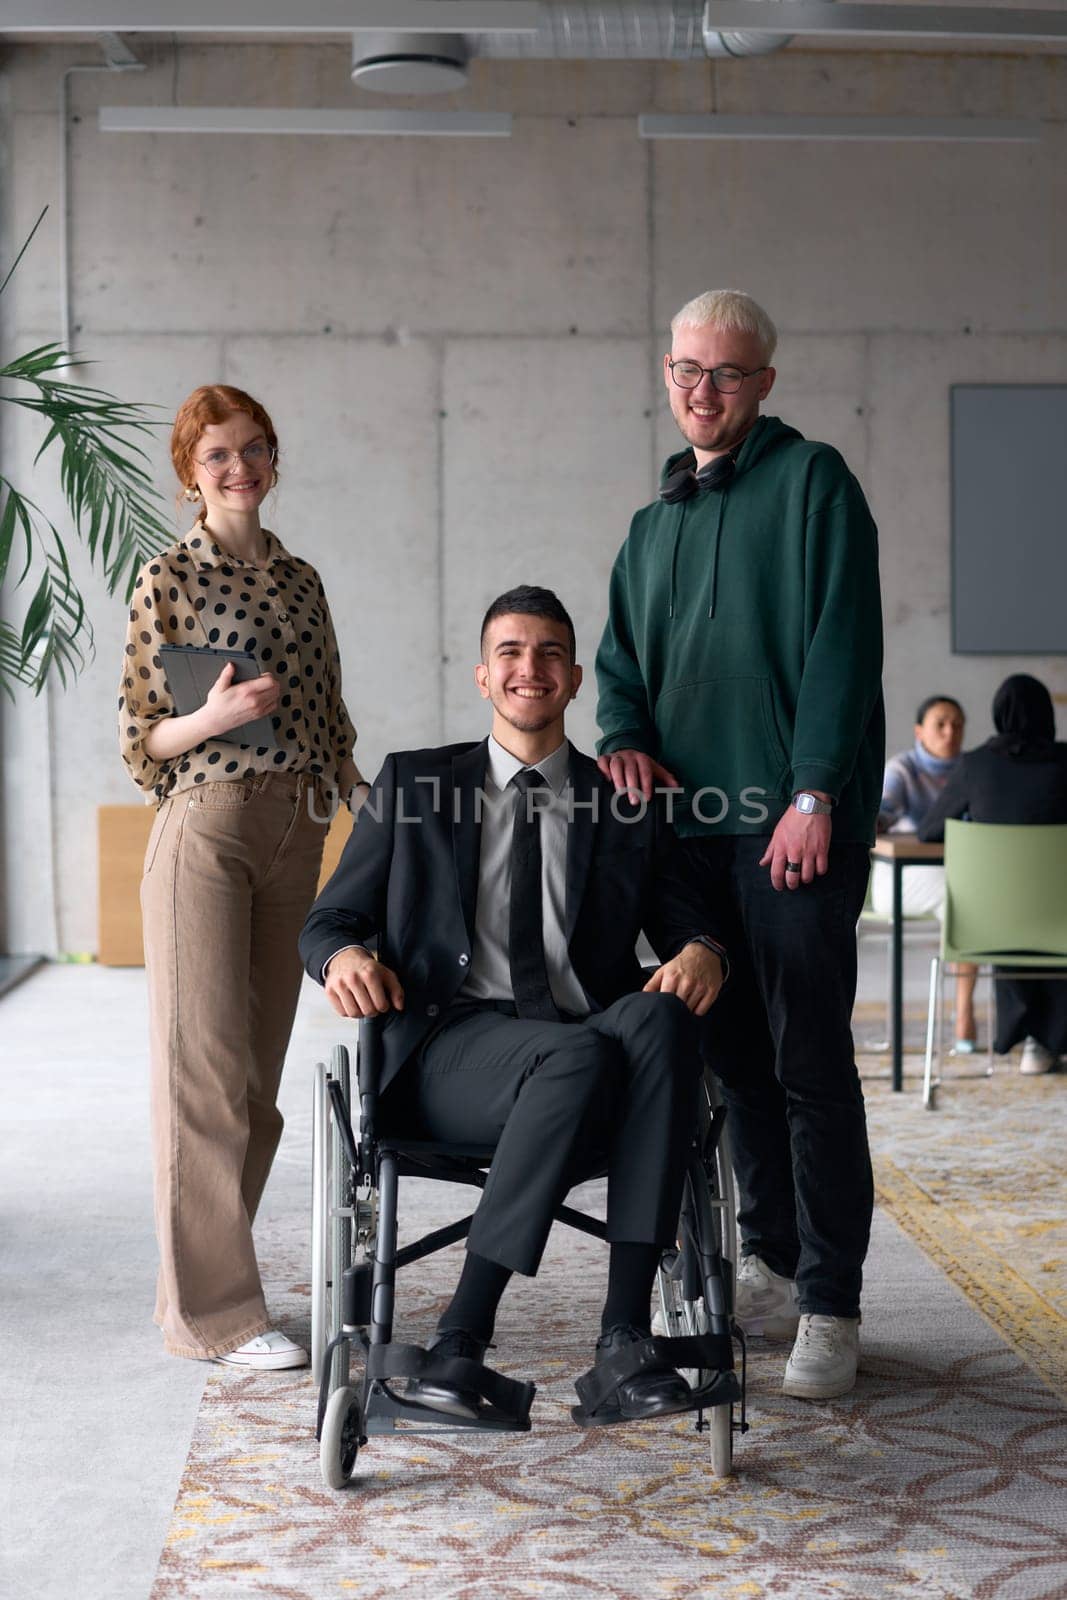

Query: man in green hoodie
[595,289,884,1401]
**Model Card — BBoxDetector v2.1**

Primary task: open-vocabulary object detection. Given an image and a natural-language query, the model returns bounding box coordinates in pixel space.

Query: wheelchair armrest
[357,1014,385,1098]
[357,1014,385,1158]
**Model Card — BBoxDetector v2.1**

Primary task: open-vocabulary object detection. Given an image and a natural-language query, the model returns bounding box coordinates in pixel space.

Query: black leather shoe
[406,1328,488,1419]
[595,1324,691,1420]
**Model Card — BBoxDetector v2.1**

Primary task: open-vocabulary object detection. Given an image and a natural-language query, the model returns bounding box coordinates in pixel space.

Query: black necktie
[508,769,561,1022]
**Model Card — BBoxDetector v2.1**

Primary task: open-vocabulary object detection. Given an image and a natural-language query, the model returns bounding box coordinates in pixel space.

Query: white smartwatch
[792,791,834,816]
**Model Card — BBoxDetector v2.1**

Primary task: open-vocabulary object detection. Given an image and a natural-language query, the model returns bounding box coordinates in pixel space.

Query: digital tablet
[159,644,279,749]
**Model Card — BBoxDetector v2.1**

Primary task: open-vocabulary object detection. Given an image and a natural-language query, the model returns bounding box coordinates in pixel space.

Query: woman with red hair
[119,384,365,1368]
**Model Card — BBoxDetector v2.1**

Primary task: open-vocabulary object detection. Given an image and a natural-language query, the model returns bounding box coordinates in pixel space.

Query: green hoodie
[595,415,885,842]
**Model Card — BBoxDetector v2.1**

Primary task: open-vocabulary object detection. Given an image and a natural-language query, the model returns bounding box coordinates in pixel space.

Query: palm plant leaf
[17,554,88,691]
[4,346,173,586]
[0,205,48,301]
[0,552,86,697]
[0,620,33,698]
[0,221,174,694]
[0,475,38,588]
[0,472,90,692]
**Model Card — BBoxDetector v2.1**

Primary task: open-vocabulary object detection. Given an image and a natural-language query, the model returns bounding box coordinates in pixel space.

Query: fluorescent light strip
[702,1,1067,44]
[639,113,1041,142]
[99,106,512,136]
[5,1,541,31]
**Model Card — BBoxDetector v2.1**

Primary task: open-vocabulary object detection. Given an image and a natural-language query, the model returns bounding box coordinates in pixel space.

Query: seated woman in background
[873,694,977,1051]
[919,674,1067,1075]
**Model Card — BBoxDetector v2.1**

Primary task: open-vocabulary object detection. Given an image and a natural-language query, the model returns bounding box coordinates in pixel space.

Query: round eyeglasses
[196,441,276,479]
[668,359,767,393]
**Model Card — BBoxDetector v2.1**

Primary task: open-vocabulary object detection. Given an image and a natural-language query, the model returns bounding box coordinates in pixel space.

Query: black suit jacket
[299,738,718,1090]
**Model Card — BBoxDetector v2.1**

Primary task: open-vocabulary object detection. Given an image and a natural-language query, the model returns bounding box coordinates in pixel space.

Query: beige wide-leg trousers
[141,773,328,1358]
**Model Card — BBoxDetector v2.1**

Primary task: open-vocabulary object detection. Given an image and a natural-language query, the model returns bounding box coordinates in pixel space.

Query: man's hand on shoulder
[643,942,724,1017]
[324,947,405,1019]
[597,748,680,802]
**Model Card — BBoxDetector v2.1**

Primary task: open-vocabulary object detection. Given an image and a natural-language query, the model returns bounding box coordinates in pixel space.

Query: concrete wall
[1,40,1065,954]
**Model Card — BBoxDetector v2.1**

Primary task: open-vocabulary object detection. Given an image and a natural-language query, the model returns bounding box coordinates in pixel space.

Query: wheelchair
[310,1015,746,1489]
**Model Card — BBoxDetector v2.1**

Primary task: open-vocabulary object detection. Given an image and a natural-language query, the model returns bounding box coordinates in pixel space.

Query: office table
[870,835,945,1092]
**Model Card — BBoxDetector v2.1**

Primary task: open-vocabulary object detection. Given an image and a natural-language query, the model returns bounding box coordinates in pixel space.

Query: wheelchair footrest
[365,1342,536,1429]
[571,1332,738,1428]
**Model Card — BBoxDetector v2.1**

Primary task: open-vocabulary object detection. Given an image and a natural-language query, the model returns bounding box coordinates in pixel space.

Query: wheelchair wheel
[709,1398,733,1477]
[311,1045,354,1386]
[655,1075,738,1370]
[657,1248,709,1388]
[319,1385,362,1490]
[656,1260,736,1479]
[701,1073,738,1303]
[656,1088,738,1479]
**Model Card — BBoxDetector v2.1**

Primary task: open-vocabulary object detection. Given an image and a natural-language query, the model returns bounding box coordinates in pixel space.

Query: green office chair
[922,821,1067,1109]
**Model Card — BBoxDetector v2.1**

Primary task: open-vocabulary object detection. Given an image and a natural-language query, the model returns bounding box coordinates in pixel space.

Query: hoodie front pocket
[654,675,792,805]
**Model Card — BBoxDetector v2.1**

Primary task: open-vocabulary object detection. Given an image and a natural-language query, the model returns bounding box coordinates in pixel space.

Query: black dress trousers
[405,990,701,1276]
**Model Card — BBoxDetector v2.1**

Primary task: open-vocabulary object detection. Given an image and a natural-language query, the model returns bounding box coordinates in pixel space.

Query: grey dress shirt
[322,736,725,992]
[459,736,589,1016]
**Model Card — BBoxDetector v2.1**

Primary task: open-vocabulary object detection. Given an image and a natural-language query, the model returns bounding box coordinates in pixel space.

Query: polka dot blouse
[119,528,360,804]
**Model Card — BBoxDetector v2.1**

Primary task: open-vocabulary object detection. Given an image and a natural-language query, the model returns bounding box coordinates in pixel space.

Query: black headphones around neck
[659,453,737,504]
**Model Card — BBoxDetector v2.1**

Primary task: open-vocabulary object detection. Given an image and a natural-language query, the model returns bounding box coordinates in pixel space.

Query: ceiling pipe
[60,33,144,354]
[475,2,812,61]
[703,0,796,58]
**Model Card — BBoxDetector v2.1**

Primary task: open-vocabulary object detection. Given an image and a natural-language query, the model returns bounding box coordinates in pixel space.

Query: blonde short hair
[670,290,778,363]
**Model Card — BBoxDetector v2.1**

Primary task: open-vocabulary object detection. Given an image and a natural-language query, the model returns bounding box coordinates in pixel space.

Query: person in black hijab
[919,674,1067,1073]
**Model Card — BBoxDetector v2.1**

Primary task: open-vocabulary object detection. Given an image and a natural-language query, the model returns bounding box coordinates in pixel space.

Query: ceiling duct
[479,2,702,59]
[351,31,470,93]
[474,2,804,62]
[702,0,797,57]
[337,1,826,90]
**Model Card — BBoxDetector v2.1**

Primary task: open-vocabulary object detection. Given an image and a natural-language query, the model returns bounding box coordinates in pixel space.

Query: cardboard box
[97,801,353,966]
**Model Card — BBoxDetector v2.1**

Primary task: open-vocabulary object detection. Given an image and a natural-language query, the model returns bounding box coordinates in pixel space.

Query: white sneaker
[783,1314,859,1400]
[733,1255,800,1339]
[214,1330,309,1370]
[1020,1038,1055,1075]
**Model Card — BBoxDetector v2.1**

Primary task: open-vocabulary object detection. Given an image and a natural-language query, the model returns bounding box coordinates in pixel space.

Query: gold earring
[183,485,201,502]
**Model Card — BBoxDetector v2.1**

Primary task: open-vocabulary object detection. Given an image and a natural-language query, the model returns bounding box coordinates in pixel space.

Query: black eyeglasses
[668,359,767,393]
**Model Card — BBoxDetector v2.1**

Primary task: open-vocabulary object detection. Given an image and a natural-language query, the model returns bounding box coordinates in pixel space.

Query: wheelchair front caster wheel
[320,1385,363,1489]
[708,1403,733,1478]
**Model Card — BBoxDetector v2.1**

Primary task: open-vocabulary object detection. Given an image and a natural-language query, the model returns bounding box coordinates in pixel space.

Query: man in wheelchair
[299,585,727,1426]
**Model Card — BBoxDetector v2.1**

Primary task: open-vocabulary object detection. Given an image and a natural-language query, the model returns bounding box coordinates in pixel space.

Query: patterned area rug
[151,1033,1067,1600]
[863,1064,1067,1405]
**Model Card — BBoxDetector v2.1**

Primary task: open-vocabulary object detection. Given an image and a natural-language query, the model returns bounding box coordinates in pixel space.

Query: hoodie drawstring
[667,509,683,619]
[707,493,727,619]
[667,492,728,620]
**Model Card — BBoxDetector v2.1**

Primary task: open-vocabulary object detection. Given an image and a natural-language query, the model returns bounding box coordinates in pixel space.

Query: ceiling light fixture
[99,106,512,135]
[639,112,1042,141]
[11,1,541,33]
[350,32,470,94]
[702,1,1067,45]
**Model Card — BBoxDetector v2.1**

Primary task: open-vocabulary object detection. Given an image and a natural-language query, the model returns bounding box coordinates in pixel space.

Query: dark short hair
[480,585,576,660]
[993,673,1055,746]
[915,694,964,725]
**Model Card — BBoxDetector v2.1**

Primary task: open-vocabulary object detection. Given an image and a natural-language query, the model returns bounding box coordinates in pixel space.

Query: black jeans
[682,837,873,1318]
[403,990,701,1277]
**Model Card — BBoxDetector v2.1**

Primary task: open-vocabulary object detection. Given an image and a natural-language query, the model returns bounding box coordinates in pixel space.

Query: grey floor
[0,943,957,1600]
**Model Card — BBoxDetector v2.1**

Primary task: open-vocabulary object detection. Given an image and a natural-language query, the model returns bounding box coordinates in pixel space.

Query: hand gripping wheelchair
[310,1015,747,1488]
